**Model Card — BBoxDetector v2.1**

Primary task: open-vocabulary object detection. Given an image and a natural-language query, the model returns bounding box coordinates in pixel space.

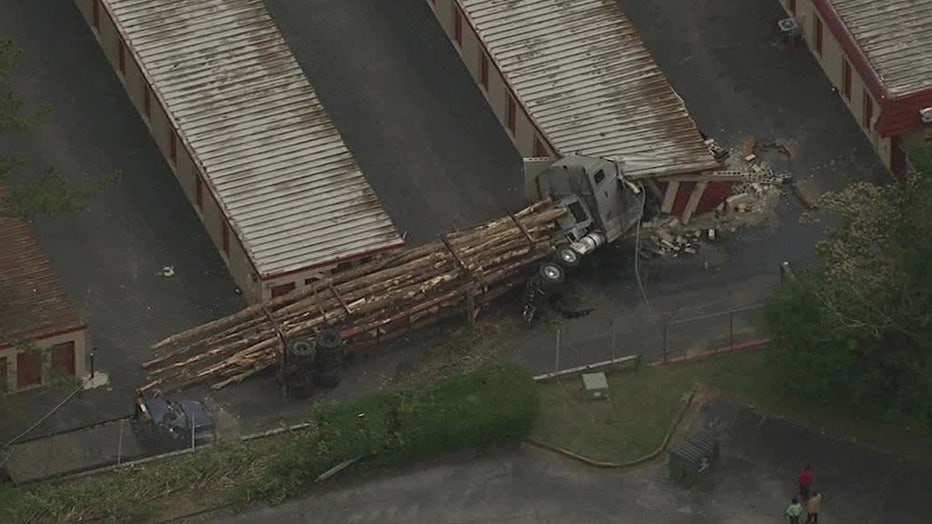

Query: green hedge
[270,364,538,491]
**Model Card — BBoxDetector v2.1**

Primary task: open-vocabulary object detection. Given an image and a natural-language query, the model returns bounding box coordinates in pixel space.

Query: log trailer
[142,155,647,397]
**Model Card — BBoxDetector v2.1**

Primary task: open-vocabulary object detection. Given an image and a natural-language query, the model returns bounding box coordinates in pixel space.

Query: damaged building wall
[426,0,733,220]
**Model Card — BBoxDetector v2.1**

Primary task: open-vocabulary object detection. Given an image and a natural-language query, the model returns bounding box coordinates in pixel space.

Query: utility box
[581,372,609,400]
[668,429,720,485]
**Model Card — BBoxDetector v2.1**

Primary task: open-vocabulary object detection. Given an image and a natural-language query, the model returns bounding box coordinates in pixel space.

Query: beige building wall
[779,0,892,170]
[428,0,556,161]
[76,0,406,303]
[0,328,88,393]
[75,0,265,303]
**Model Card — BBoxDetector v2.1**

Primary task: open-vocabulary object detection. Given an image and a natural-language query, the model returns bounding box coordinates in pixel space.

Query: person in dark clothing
[798,464,813,499]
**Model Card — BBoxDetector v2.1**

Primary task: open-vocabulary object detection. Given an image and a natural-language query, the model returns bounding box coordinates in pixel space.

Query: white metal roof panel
[103,0,402,277]
[458,0,719,179]
[827,0,932,97]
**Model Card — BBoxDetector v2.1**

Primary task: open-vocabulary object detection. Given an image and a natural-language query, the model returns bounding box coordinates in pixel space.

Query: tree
[1,38,117,218]
[764,147,932,431]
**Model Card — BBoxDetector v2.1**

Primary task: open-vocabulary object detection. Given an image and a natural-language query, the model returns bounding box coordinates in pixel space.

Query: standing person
[785,497,803,524]
[806,491,824,523]
[798,464,813,499]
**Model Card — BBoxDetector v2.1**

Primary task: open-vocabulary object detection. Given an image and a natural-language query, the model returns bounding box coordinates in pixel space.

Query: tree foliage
[765,148,932,431]
[0,38,117,218]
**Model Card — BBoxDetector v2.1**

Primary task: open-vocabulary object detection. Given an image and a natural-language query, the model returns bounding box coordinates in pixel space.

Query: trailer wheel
[288,338,317,359]
[316,328,342,350]
[537,262,565,291]
[554,248,580,271]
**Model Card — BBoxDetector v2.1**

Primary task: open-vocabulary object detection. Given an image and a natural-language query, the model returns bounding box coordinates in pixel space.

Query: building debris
[640,155,790,258]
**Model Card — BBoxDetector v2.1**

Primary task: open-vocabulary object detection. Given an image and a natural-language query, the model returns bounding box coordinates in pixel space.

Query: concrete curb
[526,386,698,469]
[532,354,640,382]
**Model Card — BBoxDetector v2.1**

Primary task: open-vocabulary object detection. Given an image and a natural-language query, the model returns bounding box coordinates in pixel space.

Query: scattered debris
[752,139,792,159]
[639,152,788,258]
[705,138,730,163]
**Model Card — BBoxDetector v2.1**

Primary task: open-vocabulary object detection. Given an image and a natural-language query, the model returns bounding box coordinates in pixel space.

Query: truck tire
[537,262,565,291]
[288,338,316,359]
[316,328,342,350]
[554,248,580,271]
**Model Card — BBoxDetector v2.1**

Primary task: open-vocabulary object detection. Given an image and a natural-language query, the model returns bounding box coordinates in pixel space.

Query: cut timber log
[141,200,567,393]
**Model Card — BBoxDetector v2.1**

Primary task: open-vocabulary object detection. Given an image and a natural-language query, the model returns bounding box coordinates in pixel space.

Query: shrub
[270,364,538,494]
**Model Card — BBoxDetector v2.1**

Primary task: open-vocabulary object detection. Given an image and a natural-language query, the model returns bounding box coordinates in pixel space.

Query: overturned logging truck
[142,156,647,396]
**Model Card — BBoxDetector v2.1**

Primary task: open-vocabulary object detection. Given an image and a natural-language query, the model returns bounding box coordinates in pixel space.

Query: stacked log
[141,200,567,393]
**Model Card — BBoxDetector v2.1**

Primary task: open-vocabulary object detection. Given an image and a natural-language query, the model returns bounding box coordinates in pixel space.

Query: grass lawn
[532,364,693,464]
[533,349,932,465]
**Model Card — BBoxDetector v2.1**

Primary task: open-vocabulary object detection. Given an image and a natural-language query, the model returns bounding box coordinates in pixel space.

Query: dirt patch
[390,313,521,387]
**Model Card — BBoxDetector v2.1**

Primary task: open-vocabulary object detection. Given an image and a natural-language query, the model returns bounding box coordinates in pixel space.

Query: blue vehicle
[131,390,216,452]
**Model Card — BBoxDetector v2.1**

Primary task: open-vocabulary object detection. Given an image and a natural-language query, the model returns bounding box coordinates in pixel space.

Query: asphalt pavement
[0,0,244,441]
[219,400,932,523]
[263,0,526,245]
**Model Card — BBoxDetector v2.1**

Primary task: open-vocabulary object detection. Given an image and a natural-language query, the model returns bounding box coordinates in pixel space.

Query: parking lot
[264,0,526,245]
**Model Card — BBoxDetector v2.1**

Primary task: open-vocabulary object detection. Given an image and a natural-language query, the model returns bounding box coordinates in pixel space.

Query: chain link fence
[659,303,766,362]
[529,303,768,377]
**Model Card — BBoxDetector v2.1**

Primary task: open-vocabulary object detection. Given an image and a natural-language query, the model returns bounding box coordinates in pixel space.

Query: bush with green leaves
[268,364,539,493]
[765,147,932,432]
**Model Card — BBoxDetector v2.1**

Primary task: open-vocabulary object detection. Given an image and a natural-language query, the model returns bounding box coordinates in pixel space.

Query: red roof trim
[811,0,932,137]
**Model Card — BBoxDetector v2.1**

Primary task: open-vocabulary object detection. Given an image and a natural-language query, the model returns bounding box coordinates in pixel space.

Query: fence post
[729,310,735,352]
[554,326,561,373]
[117,418,124,465]
[662,315,669,363]
[610,318,616,362]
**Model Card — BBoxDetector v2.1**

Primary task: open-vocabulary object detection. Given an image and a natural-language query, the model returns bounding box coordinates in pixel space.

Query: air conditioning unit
[920,107,932,126]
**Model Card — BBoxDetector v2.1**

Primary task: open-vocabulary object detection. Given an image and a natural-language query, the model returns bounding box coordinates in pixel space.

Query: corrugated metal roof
[0,217,84,344]
[103,0,403,277]
[458,0,719,179]
[826,0,932,98]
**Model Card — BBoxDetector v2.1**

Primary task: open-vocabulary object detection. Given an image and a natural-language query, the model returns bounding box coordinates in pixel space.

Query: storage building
[780,0,932,177]
[75,0,404,303]
[0,216,88,393]
[427,0,728,221]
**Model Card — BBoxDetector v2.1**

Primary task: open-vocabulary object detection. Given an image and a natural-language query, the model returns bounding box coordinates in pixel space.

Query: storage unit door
[17,351,41,388]
[51,341,77,377]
